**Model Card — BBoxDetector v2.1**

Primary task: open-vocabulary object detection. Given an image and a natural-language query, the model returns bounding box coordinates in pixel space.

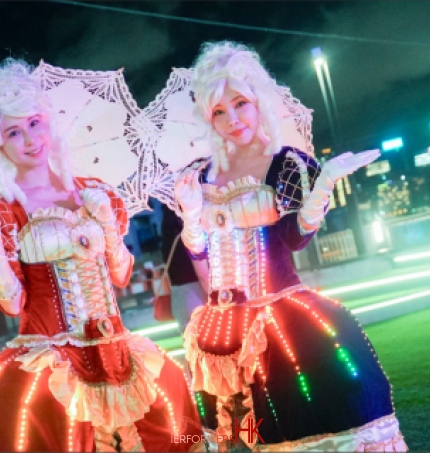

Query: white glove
[174,168,206,254]
[320,149,381,185]
[299,149,380,231]
[174,168,203,213]
[80,188,132,285]
[80,188,116,225]
[0,234,22,314]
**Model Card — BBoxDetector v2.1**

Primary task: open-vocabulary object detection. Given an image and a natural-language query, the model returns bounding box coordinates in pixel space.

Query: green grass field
[365,308,430,451]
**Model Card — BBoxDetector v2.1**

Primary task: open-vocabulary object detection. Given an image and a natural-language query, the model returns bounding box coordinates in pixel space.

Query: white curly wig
[0,57,74,204]
[190,40,282,181]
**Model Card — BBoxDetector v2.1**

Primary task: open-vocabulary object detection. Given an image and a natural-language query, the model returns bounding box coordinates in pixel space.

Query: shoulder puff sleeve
[0,199,26,316]
[275,147,321,216]
[274,148,321,251]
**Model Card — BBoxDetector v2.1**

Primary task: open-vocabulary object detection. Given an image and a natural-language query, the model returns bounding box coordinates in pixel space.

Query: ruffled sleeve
[274,147,321,216]
[270,147,321,250]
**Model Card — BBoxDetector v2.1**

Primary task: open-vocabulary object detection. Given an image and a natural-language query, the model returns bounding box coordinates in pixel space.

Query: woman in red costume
[0,58,202,452]
[174,41,408,452]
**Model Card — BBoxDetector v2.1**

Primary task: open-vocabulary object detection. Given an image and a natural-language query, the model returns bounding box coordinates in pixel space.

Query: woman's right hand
[174,168,203,213]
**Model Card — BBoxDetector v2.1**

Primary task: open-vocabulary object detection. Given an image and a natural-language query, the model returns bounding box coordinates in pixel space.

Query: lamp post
[311,47,367,256]
[311,47,342,152]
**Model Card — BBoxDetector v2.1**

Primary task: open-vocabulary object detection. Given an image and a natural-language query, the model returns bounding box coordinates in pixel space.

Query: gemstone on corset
[79,235,90,249]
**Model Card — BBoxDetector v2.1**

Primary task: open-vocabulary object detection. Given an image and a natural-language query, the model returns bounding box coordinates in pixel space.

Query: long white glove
[174,168,206,254]
[80,188,133,285]
[0,234,22,315]
[298,149,381,232]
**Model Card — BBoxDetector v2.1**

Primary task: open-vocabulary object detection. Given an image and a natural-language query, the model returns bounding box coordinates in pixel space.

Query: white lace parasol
[31,61,155,216]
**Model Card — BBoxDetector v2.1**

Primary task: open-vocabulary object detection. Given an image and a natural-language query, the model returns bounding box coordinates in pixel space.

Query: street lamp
[311,47,342,152]
[311,46,367,256]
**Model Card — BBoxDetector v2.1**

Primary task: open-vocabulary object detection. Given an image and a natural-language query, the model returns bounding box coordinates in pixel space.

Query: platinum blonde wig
[190,41,282,181]
[0,58,74,204]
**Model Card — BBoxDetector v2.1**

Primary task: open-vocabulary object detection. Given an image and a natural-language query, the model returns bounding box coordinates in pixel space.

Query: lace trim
[203,173,261,194]
[6,330,130,349]
[203,179,275,205]
[29,205,88,221]
[18,213,90,243]
[15,334,164,427]
[255,414,407,452]
[184,307,270,396]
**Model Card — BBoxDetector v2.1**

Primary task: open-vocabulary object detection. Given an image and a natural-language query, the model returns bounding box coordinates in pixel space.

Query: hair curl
[190,41,282,181]
[0,57,73,203]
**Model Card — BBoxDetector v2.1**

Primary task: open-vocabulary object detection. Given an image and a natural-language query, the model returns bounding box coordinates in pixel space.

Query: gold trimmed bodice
[202,176,279,299]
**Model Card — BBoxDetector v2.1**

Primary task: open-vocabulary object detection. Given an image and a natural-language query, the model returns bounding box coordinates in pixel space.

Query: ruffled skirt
[0,333,202,452]
[184,288,408,451]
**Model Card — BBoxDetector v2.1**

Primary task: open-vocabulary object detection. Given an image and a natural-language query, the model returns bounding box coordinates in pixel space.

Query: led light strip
[162,289,430,358]
[321,270,430,297]
[134,271,430,358]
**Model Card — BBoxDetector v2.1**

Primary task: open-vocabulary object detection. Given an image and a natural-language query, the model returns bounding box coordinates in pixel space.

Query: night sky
[2,0,430,180]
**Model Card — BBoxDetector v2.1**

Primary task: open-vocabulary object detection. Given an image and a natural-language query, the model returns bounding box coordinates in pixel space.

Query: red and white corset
[18,206,118,336]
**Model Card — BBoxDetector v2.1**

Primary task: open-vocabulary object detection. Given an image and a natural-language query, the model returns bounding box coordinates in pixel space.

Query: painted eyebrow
[2,115,41,133]
[2,125,18,134]
[213,95,246,109]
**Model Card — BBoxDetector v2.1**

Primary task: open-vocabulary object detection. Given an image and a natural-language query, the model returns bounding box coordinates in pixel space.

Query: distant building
[376,180,411,218]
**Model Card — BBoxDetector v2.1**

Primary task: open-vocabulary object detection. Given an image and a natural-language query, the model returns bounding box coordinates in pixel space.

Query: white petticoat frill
[255,413,407,452]
[183,306,270,396]
[14,333,165,428]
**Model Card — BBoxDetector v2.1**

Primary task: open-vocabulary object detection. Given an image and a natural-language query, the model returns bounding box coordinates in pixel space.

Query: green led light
[264,387,279,421]
[336,347,358,377]
[296,373,311,400]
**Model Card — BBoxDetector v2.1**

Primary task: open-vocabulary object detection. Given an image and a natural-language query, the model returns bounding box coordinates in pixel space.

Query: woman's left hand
[299,149,380,232]
[80,188,115,225]
[321,149,381,183]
